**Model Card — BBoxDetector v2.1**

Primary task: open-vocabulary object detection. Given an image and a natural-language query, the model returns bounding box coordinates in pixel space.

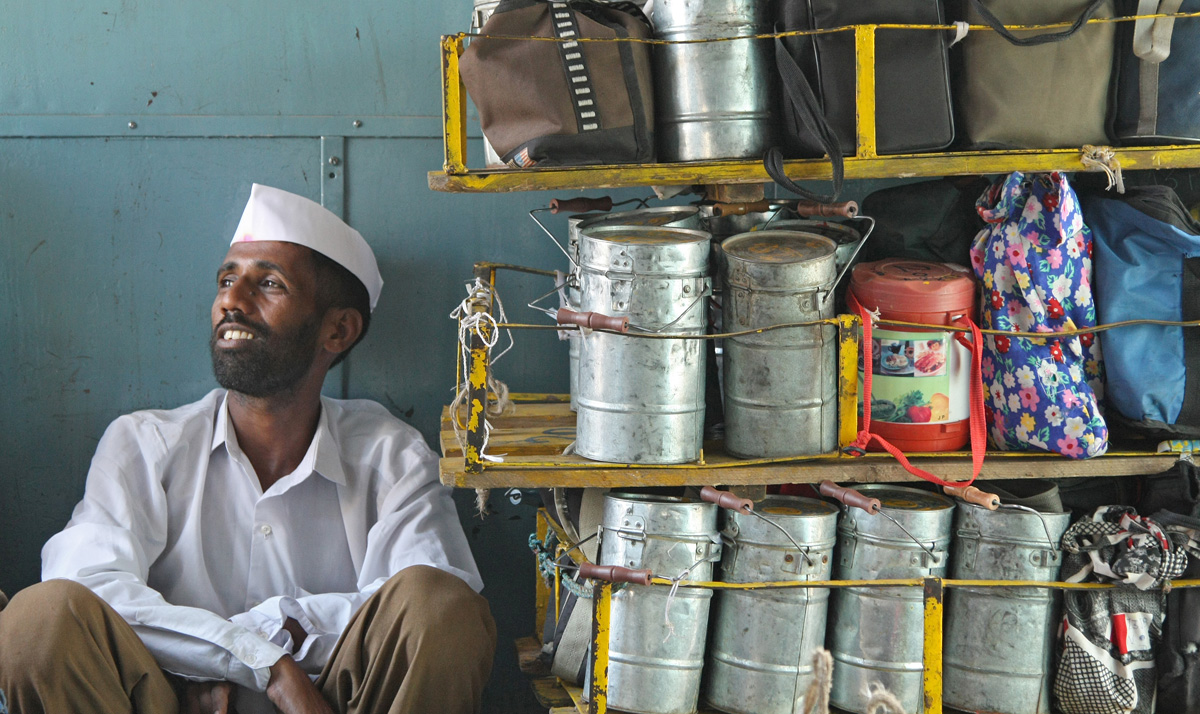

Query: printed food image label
[859,330,952,424]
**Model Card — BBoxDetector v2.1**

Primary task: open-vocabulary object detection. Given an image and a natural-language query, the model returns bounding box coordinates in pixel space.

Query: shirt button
[259,524,272,536]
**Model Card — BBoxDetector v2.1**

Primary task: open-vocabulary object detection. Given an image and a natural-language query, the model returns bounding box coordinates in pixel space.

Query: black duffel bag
[765,0,956,200]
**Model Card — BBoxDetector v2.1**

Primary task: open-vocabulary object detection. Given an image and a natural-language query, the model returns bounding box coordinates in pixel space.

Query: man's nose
[217,278,256,315]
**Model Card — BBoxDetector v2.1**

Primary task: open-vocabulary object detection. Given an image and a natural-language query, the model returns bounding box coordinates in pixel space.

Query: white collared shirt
[41,389,481,712]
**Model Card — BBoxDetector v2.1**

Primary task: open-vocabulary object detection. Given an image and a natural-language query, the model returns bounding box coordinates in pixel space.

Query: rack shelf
[430,25,1200,194]
[439,399,1179,489]
[430,144,1200,194]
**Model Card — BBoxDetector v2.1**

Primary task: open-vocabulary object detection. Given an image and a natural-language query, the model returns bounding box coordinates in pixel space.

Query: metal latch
[609,278,633,313]
[956,527,980,570]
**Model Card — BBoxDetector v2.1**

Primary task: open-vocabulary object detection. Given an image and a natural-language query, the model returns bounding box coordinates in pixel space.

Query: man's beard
[210,314,322,398]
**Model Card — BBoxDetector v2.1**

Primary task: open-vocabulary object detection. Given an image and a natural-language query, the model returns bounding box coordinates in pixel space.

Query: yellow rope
[494,317,1200,340]
[643,576,1200,590]
[457,12,1200,44]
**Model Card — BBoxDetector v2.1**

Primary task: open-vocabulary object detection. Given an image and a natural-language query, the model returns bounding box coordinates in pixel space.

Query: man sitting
[0,184,495,714]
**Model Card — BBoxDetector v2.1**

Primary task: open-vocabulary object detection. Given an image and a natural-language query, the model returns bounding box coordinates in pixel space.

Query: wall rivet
[128,121,137,129]
[352,120,363,128]
[328,156,341,166]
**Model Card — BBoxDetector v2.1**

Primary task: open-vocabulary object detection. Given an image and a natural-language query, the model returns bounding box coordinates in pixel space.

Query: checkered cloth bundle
[1053,506,1189,714]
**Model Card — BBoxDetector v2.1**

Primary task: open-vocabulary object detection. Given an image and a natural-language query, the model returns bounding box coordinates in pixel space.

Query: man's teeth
[223,330,254,341]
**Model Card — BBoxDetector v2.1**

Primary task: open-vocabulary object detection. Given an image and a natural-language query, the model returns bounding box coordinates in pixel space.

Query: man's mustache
[213,313,270,339]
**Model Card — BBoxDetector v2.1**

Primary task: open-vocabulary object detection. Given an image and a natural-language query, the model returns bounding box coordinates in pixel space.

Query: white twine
[863,681,909,714]
[448,279,516,517]
[799,649,834,714]
[1081,145,1126,194]
[661,541,721,644]
[948,20,970,46]
[554,270,572,342]
[662,564,691,644]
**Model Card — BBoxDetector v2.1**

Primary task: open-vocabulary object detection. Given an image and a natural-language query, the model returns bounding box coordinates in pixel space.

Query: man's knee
[1,580,107,669]
[377,566,496,653]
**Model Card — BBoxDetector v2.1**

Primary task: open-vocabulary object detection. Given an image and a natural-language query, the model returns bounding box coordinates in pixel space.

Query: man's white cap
[231,184,383,311]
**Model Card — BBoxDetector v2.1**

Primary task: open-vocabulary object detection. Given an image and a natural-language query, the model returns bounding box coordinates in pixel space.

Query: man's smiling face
[210,240,326,398]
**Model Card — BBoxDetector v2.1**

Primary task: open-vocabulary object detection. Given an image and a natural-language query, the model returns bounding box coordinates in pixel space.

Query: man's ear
[322,307,364,357]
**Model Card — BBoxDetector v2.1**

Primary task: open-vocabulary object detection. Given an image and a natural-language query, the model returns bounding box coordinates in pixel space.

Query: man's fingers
[180,681,235,714]
[212,682,236,714]
[181,683,205,714]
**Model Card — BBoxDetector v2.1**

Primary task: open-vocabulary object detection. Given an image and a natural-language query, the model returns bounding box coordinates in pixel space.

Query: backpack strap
[968,0,1108,46]
[764,34,843,202]
[847,292,987,488]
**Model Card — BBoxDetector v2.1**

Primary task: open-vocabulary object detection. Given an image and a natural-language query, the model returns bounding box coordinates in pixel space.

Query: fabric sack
[1055,506,1188,714]
[1081,185,1200,439]
[971,171,1109,457]
[460,0,655,167]
[765,0,955,201]
[957,0,1116,148]
[1112,0,1200,144]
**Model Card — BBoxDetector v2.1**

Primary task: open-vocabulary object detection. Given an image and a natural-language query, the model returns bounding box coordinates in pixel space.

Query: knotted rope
[864,681,909,714]
[1081,145,1126,194]
[449,278,515,516]
[799,649,834,714]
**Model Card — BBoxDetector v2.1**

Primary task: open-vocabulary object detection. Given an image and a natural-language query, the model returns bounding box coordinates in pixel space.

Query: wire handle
[711,199,859,219]
[818,480,881,514]
[578,562,653,586]
[944,485,1001,510]
[556,308,629,333]
[550,196,614,214]
[699,485,754,514]
[528,209,575,267]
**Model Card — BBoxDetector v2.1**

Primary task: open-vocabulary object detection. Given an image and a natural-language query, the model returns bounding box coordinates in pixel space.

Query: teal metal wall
[0,2,588,710]
[0,4,899,710]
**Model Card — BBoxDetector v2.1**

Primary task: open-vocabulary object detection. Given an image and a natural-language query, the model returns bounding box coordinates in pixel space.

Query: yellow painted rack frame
[432,15,1200,194]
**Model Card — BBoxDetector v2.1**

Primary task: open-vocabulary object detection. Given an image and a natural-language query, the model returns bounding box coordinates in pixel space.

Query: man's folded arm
[40,420,288,690]
[229,460,482,674]
[43,522,290,689]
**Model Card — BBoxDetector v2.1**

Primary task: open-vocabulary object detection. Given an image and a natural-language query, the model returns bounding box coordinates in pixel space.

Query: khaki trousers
[0,566,496,714]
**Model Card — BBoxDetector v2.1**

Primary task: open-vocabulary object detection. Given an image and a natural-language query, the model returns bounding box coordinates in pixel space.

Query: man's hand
[267,655,334,714]
[180,681,237,714]
[282,616,308,651]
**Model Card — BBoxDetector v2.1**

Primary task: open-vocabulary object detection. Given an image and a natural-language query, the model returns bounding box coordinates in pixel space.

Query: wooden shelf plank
[438,399,1179,487]
[439,451,1178,488]
[429,144,1200,194]
[556,681,858,714]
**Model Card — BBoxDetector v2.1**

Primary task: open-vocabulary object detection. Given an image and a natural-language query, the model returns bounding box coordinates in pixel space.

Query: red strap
[847,294,986,489]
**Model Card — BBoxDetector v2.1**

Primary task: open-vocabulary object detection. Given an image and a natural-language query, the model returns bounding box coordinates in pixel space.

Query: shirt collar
[211,391,347,486]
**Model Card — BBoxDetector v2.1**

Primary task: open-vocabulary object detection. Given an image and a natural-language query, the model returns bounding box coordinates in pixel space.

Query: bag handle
[847,292,987,489]
[764,35,843,202]
[968,0,1108,46]
[1132,0,1183,63]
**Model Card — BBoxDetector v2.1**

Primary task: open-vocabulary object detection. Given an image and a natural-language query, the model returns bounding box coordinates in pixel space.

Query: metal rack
[442,263,1183,489]
[434,15,1200,714]
[530,508,1200,714]
[430,19,1200,194]
[446,262,1196,714]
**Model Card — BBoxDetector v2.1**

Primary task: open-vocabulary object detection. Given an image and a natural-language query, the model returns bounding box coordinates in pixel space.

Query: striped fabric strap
[549,2,600,133]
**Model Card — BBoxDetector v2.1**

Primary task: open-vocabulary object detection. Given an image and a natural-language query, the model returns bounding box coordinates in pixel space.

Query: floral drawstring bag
[970,171,1108,457]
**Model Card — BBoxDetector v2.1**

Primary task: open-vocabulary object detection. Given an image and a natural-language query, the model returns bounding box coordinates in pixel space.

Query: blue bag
[1112,1,1200,143]
[971,171,1109,457]
[1082,185,1200,437]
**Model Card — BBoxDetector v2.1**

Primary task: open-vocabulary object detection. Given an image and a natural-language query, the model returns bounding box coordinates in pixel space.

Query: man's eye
[263,279,281,288]
[218,276,234,287]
